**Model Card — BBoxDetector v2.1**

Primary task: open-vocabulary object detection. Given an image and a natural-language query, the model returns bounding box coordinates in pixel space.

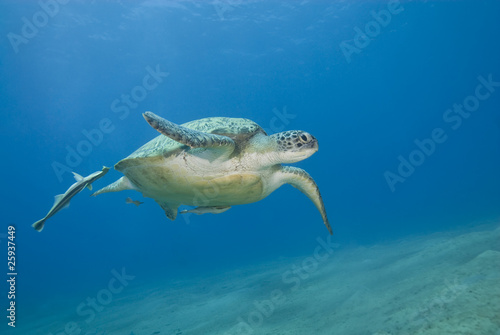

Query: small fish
[179,206,231,215]
[32,166,110,232]
[125,197,143,206]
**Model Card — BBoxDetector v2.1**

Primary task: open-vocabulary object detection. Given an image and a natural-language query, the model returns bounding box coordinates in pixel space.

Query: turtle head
[270,130,318,163]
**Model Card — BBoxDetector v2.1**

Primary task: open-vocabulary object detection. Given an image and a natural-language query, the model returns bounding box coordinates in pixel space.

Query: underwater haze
[1,1,499,334]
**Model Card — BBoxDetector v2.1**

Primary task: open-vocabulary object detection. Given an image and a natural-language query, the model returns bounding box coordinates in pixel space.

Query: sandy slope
[11,223,500,335]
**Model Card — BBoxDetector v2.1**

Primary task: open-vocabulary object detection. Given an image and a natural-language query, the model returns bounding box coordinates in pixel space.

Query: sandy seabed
[11,223,500,335]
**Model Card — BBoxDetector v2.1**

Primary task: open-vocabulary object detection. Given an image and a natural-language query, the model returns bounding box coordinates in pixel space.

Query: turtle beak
[311,137,319,151]
[304,136,318,153]
[295,139,318,161]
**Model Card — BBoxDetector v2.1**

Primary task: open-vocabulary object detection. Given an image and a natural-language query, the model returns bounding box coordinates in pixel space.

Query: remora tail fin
[32,219,46,232]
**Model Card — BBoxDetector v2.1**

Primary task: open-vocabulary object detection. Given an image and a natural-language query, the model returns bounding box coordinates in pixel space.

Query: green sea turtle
[92,112,331,234]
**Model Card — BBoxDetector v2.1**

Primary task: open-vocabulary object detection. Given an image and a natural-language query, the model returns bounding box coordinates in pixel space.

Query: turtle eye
[299,133,310,143]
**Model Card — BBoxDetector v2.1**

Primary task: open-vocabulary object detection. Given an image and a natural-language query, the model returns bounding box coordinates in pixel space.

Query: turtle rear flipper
[155,200,180,220]
[91,176,137,196]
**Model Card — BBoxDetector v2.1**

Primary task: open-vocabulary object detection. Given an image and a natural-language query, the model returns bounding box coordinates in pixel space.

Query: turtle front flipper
[143,112,235,151]
[274,166,332,235]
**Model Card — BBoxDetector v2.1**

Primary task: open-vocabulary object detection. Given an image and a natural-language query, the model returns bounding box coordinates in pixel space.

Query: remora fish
[32,166,110,232]
[179,206,231,215]
[125,197,143,206]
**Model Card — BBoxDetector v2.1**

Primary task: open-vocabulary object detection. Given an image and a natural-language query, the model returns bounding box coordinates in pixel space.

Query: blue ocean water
[0,1,499,334]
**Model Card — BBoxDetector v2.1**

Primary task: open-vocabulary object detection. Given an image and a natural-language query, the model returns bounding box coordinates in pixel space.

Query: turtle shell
[115,117,266,172]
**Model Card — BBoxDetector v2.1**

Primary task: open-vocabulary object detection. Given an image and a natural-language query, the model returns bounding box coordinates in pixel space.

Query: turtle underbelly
[123,164,266,206]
